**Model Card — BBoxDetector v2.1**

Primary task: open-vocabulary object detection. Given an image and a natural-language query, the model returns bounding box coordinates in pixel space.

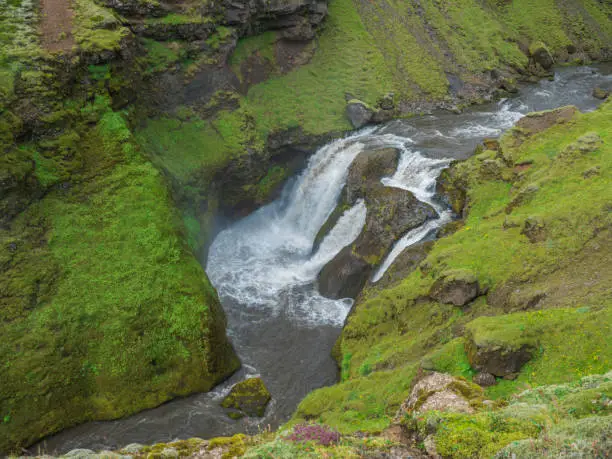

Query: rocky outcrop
[221,377,272,419]
[465,327,536,377]
[317,147,436,299]
[473,372,497,387]
[529,42,554,70]
[221,0,328,41]
[429,270,481,307]
[317,246,372,299]
[397,372,485,417]
[346,95,397,128]
[346,100,374,129]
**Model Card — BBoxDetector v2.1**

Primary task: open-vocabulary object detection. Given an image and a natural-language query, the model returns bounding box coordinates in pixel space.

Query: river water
[35,64,611,454]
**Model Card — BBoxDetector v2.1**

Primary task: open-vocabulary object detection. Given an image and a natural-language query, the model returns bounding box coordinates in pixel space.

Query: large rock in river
[317,147,437,299]
[346,100,374,129]
[221,377,272,419]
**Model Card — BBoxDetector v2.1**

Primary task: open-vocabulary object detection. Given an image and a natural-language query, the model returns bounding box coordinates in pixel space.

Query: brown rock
[515,106,577,137]
[473,372,497,387]
[483,138,500,151]
[398,372,483,416]
[430,271,480,307]
[465,334,535,377]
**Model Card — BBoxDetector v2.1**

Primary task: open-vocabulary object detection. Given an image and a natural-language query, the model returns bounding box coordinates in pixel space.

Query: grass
[135,106,263,184]
[230,31,278,80]
[0,97,239,453]
[240,0,394,136]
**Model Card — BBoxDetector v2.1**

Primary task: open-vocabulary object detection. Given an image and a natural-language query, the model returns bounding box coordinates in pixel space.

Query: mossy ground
[1,97,238,453]
[286,101,612,455]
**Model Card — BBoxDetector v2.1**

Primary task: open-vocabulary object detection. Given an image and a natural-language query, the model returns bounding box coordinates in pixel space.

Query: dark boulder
[529,42,554,70]
[355,185,436,264]
[346,100,374,129]
[345,147,399,202]
[317,246,372,299]
[429,270,480,307]
[473,372,497,387]
[318,185,436,299]
[465,329,535,377]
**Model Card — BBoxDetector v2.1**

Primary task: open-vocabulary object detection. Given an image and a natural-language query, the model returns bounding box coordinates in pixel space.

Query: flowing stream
[36,64,611,454]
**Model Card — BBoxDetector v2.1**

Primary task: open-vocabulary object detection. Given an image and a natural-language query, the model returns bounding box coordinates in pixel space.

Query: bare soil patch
[40,0,74,53]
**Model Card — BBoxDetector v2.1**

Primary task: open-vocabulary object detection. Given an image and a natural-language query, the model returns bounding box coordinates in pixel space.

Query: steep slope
[282,100,612,455]
[0,1,241,453]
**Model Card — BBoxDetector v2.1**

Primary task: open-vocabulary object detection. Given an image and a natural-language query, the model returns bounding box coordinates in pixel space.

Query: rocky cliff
[0,0,611,453]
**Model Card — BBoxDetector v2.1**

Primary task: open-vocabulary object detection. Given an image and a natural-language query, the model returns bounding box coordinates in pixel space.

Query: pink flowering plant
[286,423,341,446]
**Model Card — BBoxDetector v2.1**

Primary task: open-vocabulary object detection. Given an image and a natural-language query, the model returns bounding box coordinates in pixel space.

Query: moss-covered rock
[465,316,537,377]
[429,269,481,307]
[221,378,272,418]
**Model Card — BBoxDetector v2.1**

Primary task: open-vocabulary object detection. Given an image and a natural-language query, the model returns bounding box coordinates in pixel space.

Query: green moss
[141,438,206,457]
[136,106,262,185]
[230,31,278,80]
[292,364,418,434]
[72,0,129,53]
[221,378,272,417]
[422,338,475,379]
[145,13,206,26]
[425,411,539,458]
[142,39,184,74]
[208,434,248,458]
[0,100,239,452]
[242,165,289,204]
[205,26,234,50]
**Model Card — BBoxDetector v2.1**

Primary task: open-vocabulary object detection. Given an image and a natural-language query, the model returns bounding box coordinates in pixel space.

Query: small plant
[286,424,340,446]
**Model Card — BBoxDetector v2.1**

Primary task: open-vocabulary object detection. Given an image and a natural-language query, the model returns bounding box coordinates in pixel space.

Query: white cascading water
[207,129,376,326]
[207,128,461,325]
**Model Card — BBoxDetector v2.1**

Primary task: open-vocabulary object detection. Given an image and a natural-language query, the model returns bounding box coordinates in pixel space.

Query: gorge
[32,64,612,454]
[1,0,611,456]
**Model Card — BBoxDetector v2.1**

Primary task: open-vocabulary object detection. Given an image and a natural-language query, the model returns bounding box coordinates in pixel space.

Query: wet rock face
[222,0,328,41]
[346,100,374,129]
[317,147,436,299]
[317,246,372,300]
[221,377,272,418]
[318,186,435,299]
[345,147,399,202]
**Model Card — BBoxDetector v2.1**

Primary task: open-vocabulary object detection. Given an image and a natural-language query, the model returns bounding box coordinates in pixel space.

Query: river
[34,64,612,454]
